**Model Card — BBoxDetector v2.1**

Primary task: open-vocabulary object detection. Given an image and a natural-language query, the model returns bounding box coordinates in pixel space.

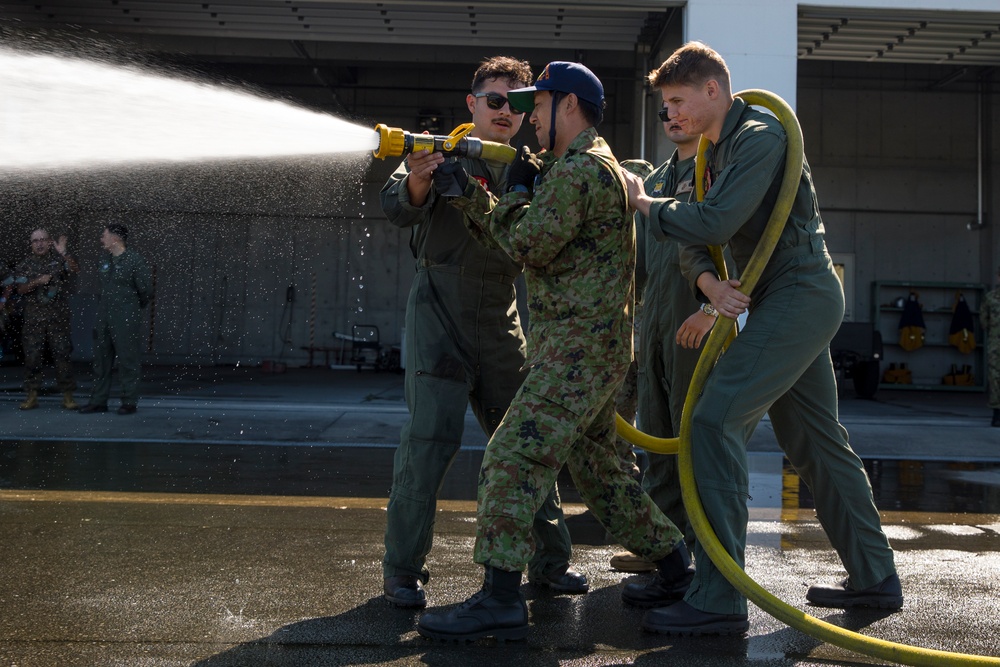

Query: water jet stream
[0,47,377,173]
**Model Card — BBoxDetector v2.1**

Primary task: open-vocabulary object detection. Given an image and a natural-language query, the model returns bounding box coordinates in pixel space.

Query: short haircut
[105,223,129,243]
[30,228,50,240]
[577,97,605,127]
[471,56,533,93]
[647,41,730,92]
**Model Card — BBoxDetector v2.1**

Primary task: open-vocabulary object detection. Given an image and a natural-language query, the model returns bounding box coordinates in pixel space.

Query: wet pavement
[2,363,1000,665]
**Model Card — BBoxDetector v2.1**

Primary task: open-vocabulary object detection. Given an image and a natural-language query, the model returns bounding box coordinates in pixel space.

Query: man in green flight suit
[417,61,690,642]
[612,121,713,578]
[14,228,80,411]
[79,223,153,416]
[378,56,583,611]
[624,41,901,636]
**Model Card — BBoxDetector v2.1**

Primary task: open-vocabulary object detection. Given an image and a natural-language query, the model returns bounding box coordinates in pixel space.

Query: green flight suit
[634,152,700,548]
[379,153,572,584]
[648,99,896,615]
[453,128,684,571]
[981,286,1000,409]
[15,251,76,393]
[90,247,153,407]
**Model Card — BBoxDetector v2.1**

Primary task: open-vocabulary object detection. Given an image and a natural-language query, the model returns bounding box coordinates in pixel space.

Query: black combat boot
[621,542,695,608]
[417,566,528,642]
[528,564,589,594]
[383,575,426,609]
[806,573,903,610]
[642,601,749,636]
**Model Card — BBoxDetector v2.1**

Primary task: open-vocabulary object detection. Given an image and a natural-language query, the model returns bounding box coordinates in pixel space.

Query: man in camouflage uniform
[625,42,899,636]
[980,265,1000,426]
[417,61,690,642]
[378,56,583,611]
[14,228,80,410]
[79,223,153,415]
[611,124,712,576]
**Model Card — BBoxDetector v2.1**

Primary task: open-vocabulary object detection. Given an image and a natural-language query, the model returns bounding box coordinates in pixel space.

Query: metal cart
[349,324,381,372]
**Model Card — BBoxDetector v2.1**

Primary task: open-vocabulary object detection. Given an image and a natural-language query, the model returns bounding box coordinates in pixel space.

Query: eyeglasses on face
[473,92,523,115]
[657,107,672,122]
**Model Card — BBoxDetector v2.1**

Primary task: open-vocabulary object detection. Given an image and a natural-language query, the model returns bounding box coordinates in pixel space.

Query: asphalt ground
[2,363,1000,666]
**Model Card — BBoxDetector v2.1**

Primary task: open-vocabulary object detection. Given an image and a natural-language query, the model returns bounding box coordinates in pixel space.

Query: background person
[14,228,80,411]
[611,158,654,491]
[79,223,153,416]
[377,56,584,611]
[610,123,711,578]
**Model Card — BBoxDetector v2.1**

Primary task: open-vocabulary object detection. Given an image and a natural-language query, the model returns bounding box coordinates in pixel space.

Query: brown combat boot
[19,390,39,410]
[62,392,79,410]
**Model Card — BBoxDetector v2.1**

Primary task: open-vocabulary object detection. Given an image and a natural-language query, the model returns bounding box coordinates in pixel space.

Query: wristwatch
[700,302,719,318]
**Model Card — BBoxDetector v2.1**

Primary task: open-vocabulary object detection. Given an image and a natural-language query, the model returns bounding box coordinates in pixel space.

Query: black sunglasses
[657,107,671,122]
[473,92,523,115]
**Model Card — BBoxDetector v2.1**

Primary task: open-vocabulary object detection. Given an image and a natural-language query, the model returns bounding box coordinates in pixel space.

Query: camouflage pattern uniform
[380,153,572,584]
[453,127,684,571]
[614,358,640,477]
[14,251,77,393]
[633,151,700,547]
[649,98,896,615]
[981,284,1000,409]
[89,248,153,407]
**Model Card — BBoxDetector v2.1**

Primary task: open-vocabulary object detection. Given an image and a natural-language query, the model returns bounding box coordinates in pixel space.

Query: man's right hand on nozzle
[506,145,542,194]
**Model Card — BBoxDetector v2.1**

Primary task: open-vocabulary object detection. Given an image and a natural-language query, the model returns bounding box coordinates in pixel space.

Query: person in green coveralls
[610,121,712,577]
[623,41,901,636]
[417,61,690,643]
[79,223,153,416]
[378,56,584,611]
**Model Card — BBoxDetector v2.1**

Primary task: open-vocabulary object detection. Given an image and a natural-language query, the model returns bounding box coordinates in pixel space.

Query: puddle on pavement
[2,440,999,515]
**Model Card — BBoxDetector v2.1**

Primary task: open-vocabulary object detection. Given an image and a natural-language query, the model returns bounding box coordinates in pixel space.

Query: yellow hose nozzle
[372,123,516,164]
[373,124,406,161]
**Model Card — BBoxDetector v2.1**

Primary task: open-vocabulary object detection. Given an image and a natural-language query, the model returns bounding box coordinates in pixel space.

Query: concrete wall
[800,63,992,297]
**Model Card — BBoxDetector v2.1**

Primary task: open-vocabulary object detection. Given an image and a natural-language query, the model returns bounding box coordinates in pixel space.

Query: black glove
[432,159,470,199]
[506,145,542,193]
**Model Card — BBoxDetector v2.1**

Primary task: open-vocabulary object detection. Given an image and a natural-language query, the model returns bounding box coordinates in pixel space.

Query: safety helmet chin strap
[548,91,564,153]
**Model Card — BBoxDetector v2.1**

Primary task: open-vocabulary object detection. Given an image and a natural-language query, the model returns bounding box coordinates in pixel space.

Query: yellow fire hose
[617,89,1000,666]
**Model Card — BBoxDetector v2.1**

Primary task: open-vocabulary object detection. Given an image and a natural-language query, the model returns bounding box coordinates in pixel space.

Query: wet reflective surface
[4,439,1000,514]
[3,369,1000,665]
[810,458,1000,514]
[2,471,999,667]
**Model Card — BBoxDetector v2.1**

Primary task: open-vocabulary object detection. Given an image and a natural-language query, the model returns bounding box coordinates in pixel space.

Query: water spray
[0,47,379,171]
[371,122,516,164]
